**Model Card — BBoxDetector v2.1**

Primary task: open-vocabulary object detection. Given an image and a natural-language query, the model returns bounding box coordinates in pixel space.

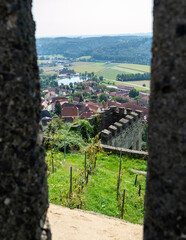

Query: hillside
[36,35,152,65]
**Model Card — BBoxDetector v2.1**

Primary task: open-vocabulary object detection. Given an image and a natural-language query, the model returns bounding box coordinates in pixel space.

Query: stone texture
[101,113,142,150]
[144,1,186,239]
[0,1,50,239]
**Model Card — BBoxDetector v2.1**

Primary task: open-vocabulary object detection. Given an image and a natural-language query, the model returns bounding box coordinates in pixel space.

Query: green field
[69,62,150,82]
[103,79,150,92]
[69,62,105,73]
[77,56,91,60]
[47,151,146,224]
[118,64,150,73]
[39,60,151,90]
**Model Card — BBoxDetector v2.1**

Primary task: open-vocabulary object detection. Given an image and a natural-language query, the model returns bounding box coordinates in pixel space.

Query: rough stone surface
[0,1,50,239]
[144,1,186,239]
[101,112,142,150]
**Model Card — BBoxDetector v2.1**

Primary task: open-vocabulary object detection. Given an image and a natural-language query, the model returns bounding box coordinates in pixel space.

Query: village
[41,71,149,130]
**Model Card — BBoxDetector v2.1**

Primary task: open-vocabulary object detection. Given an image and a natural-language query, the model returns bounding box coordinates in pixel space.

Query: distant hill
[36,35,152,65]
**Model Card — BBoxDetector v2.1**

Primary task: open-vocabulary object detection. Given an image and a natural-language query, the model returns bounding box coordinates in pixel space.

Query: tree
[54,101,62,116]
[73,92,83,102]
[112,96,123,103]
[69,82,73,89]
[129,89,139,98]
[102,100,105,106]
[99,76,103,81]
[134,95,142,100]
[99,93,109,102]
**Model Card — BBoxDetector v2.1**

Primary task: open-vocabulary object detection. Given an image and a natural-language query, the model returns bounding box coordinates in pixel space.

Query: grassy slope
[48,152,146,224]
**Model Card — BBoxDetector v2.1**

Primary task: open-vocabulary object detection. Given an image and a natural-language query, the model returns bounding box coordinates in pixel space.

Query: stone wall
[144,1,186,239]
[100,108,143,151]
[0,1,50,239]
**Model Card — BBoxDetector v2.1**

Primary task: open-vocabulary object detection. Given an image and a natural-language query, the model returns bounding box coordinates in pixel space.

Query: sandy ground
[48,204,143,240]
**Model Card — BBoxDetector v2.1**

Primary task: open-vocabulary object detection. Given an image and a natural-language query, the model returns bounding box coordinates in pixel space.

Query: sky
[32,0,153,38]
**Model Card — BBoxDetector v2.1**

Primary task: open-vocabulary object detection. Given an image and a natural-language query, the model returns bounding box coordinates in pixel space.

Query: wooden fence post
[121,189,126,219]
[85,151,87,183]
[64,137,66,162]
[70,167,72,198]
[135,175,138,186]
[139,184,141,196]
[117,155,122,200]
[52,151,54,173]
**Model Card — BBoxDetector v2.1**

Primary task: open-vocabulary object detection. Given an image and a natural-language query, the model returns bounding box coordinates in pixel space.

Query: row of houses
[41,83,149,129]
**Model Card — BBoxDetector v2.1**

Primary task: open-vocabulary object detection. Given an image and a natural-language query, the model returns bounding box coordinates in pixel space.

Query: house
[61,107,79,121]
[51,97,68,104]
[41,101,48,110]
[80,111,95,119]
[86,102,102,113]
[44,91,58,101]
[41,110,51,118]
[41,116,52,131]
[73,97,80,104]
[103,100,123,110]
[76,103,90,115]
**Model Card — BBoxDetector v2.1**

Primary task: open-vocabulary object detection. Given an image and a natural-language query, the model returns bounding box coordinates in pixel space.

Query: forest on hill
[36,35,152,65]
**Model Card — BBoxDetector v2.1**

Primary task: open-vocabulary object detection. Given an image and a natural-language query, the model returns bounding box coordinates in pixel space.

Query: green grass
[69,61,150,82]
[77,56,91,60]
[113,66,142,74]
[97,68,128,80]
[118,64,151,73]
[69,62,105,73]
[47,151,147,224]
[102,79,150,92]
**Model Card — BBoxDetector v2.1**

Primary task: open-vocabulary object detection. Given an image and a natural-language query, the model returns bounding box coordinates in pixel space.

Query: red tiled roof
[80,112,94,119]
[62,107,79,117]
[73,97,80,102]
[42,101,48,108]
[104,101,123,109]
[122,103,149,116]
[60,101,69,106]
[86,102,100,113]
[52,97,67,104]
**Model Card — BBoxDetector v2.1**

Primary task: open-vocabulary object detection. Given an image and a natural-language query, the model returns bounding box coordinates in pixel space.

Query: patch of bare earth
[48,204,143,240]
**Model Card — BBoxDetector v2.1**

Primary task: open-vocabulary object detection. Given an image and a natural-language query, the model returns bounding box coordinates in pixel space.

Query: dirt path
[48,204,143,240]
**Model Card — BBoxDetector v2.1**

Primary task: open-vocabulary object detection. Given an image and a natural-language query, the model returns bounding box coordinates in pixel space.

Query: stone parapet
[130,112,138,120]
[125,115,134,123]
[119,118,129,128]
[114,122,123,132]
[100,108,142,150]
[108,125,117,136]
[135,110,142,118]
